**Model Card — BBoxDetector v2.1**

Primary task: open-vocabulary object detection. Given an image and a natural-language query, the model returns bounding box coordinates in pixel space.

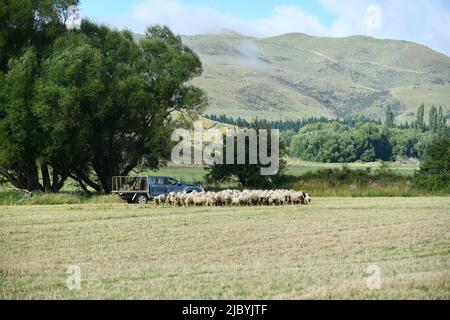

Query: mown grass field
[1,197,448,299]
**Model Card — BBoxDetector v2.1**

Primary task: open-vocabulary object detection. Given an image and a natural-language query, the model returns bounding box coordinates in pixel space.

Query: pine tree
[385,105,395,128]
[416,104,425,131]
[429,105,438,132]
[438,106,446,131]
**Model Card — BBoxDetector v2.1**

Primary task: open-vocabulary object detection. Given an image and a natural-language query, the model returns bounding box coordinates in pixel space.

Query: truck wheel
[135,194,148,204]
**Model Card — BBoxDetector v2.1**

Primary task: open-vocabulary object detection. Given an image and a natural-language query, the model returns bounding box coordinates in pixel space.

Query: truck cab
[112,176,204,204]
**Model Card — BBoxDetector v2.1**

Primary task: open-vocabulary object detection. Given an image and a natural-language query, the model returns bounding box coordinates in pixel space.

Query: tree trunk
[94,168,111,194]
[22,161,42,192]
[74,170,102,193]
[69,174,91,194]
[92,155,112,194]
[53,174,68,192]
[41,163,52,193]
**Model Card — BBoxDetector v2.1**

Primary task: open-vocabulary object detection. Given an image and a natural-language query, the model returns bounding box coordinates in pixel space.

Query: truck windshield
[166,178,178,185]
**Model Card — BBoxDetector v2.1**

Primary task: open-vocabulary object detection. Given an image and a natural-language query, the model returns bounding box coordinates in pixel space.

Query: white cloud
[86,0,450,56]
[127,1,330,37]
[251,5,329,37]
[131,0,249,35]
[320,0,450,55]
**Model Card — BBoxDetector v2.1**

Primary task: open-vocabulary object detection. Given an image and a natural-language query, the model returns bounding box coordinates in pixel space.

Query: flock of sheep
[154,189,311,207]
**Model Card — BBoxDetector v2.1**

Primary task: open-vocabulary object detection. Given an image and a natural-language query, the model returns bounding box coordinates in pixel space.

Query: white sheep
[152,189,311,207]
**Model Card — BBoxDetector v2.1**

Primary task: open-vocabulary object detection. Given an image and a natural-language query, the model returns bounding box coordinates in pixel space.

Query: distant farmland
[144,161,419,183]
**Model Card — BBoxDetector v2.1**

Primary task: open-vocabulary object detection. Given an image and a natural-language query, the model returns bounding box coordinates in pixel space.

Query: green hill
[179,31,450,122]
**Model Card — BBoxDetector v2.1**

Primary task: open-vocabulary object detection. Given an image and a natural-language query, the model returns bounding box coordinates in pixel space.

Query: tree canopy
[0,1,206,193]
[289,122,396,163]
[206,122,287,188]
[0,0,78,72]
[414,138,450,191]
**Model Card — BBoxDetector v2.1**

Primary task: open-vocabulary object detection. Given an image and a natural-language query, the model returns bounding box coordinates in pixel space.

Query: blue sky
[81,0,336,25]
[79,0,450,56]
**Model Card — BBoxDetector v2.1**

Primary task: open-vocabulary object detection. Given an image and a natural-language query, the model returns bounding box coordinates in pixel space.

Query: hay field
[1,197,449,299]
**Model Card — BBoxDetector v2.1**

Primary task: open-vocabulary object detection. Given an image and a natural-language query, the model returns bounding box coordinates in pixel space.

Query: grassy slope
[1,198,449,299]
[181,32,450,123]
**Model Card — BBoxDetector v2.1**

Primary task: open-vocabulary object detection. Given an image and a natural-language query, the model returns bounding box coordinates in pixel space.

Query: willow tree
[0,0,79,71]
[0,0,78,191]
[1,1,206,193]
[36,22,207,193]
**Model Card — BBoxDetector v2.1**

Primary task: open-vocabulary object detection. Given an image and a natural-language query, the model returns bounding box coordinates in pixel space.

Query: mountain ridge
[139,30,450,122]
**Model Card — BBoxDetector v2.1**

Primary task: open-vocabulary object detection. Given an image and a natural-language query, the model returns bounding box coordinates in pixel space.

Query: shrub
[414,138,450,191]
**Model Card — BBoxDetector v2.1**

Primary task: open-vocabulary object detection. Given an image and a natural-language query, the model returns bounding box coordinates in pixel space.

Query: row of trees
[205,114,385,133]
[414,104,447,133]
[207,105,448,163]
[204,120,449,190]
[289,122,443,163]
[0,1,206,193]
[206,109,443,133]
